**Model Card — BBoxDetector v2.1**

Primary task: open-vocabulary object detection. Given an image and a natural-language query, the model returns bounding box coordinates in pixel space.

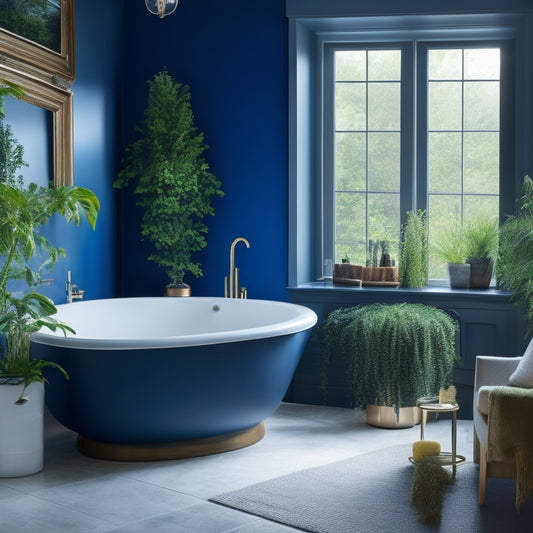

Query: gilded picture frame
[0,0,75,81]
[0,61,73,186]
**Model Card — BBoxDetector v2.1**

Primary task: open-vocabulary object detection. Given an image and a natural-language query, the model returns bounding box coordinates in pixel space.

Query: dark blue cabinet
[287,283,528,419]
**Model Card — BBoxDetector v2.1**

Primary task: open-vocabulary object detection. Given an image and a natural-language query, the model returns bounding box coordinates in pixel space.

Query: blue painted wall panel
[2,0,124,305]
[120,0,289,301]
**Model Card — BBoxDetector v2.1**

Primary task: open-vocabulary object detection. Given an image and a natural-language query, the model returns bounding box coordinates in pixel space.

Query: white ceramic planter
[0,381,44,477]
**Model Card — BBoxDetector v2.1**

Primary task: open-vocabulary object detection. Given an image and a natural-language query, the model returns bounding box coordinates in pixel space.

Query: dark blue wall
[120,1,289,301]
[4,0,124,304]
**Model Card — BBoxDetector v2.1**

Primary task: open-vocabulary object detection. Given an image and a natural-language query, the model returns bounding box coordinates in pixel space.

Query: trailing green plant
[321,303,459,411]
[398,210,429,287]
[498,175,533,332]
[114,68,223,288]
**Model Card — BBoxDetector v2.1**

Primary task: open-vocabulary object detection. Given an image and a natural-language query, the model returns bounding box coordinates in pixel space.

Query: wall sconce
[145,0,178,19]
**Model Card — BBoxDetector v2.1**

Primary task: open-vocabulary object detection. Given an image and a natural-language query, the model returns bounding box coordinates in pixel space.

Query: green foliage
[0,181,99,385]
[411,458,454,524]
[432,219,468,265]
[321,303,459,410]
[398,210,429,287]
[463,215,499,260]
[434,216,498,265]
[0,81,28,187]
[115,69,223,286]
[0,0,61,52]
[498,175,533,332]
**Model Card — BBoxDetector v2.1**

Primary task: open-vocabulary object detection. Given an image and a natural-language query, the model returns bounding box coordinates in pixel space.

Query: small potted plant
[432,220,470,289]
[114,68,223,296]
[463,216,498,289]
[321,303,459,428]
[398,210,429,288]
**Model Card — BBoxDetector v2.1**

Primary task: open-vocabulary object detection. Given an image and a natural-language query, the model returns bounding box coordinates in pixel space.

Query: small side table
[417,402,466,477]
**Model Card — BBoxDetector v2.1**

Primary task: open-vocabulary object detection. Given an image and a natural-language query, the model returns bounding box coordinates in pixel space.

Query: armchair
[473,355,533,508]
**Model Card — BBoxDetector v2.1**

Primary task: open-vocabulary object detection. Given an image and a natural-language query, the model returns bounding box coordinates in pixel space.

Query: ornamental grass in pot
[321,303,459,428]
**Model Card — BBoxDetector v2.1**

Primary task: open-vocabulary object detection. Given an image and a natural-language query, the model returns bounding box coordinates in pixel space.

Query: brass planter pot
[165,284,191,297]
[366,404,421,429]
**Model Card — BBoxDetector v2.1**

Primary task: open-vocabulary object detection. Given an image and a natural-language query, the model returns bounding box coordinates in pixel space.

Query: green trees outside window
[331,44,502,279]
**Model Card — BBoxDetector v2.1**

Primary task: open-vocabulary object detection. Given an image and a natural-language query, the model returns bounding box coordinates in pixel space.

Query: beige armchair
[473,355,533,508]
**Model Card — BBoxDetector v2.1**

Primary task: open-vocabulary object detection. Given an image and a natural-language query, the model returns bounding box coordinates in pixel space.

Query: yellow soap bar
[412,440,441,461]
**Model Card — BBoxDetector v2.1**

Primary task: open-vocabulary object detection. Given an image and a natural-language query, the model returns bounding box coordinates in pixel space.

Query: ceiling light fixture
[145,0,178,19]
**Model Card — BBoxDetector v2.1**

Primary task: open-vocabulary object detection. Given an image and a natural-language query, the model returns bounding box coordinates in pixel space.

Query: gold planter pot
[366,404,421,429]
[164,284,191,297]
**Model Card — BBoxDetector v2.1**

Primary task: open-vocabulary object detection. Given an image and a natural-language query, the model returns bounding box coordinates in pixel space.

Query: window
[325,43,505,279]
[287,9,532,288]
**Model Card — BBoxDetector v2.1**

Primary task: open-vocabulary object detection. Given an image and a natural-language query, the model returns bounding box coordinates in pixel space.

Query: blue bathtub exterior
[34,330,311,444]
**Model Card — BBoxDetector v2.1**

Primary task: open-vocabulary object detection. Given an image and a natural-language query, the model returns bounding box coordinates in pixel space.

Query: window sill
[287,281,514,305]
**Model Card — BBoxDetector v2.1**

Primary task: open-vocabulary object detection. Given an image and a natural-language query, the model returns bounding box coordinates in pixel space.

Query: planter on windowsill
[333,264,399,287]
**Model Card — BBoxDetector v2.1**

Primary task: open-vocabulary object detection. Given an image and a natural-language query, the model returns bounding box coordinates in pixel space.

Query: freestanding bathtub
[31,297,317,461]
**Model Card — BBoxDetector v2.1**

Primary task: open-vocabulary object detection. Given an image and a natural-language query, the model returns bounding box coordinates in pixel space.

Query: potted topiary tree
[114,68,223,296]
[0,84,100,477]
[321,303,459,428]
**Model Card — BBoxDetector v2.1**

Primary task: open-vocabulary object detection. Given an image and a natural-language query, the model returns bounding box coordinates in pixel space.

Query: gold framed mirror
[0,0,75,186]
[0,61,73,186]
[0,0,75,81]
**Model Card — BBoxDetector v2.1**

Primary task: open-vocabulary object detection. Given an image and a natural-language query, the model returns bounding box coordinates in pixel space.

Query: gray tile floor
[0,403,473,532]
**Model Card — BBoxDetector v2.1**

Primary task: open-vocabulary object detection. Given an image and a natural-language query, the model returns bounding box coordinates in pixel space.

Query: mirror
[0,62,73,186]
[0,0,75,186]
[0,0,75,81]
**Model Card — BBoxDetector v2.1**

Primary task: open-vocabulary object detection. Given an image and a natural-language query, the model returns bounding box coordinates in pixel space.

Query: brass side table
[417,402,466,477]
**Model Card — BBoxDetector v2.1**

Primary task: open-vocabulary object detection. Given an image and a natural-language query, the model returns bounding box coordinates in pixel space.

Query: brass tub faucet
[225,237,250,298]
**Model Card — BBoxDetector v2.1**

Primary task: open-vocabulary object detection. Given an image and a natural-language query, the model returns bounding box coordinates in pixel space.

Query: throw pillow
[509,337,533,388]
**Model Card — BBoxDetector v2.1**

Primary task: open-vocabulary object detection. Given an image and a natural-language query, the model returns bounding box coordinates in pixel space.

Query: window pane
[368,82,400,130]
[367,193,400,260]
[427,47,500,280]
[335,132,366,190]
[335,192,366,264]
[368,132,400,191]
[336,83,366,130]
[464,81,499,130]
[463,194,499,221]
[464,132,499,194]
[336,50,366,81]
[428,82,462,130]
[429,49,462,80]
[368,50,401,81]
[464,49,500,80]
[428,194,462,279]
[428,132,462,193]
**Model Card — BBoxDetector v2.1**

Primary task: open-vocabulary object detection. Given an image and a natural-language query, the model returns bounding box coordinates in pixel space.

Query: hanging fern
[321,303,459,412]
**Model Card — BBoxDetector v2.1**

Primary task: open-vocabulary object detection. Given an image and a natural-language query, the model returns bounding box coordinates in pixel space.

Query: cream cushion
[509,338,533,388]
[476,385,497,415]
